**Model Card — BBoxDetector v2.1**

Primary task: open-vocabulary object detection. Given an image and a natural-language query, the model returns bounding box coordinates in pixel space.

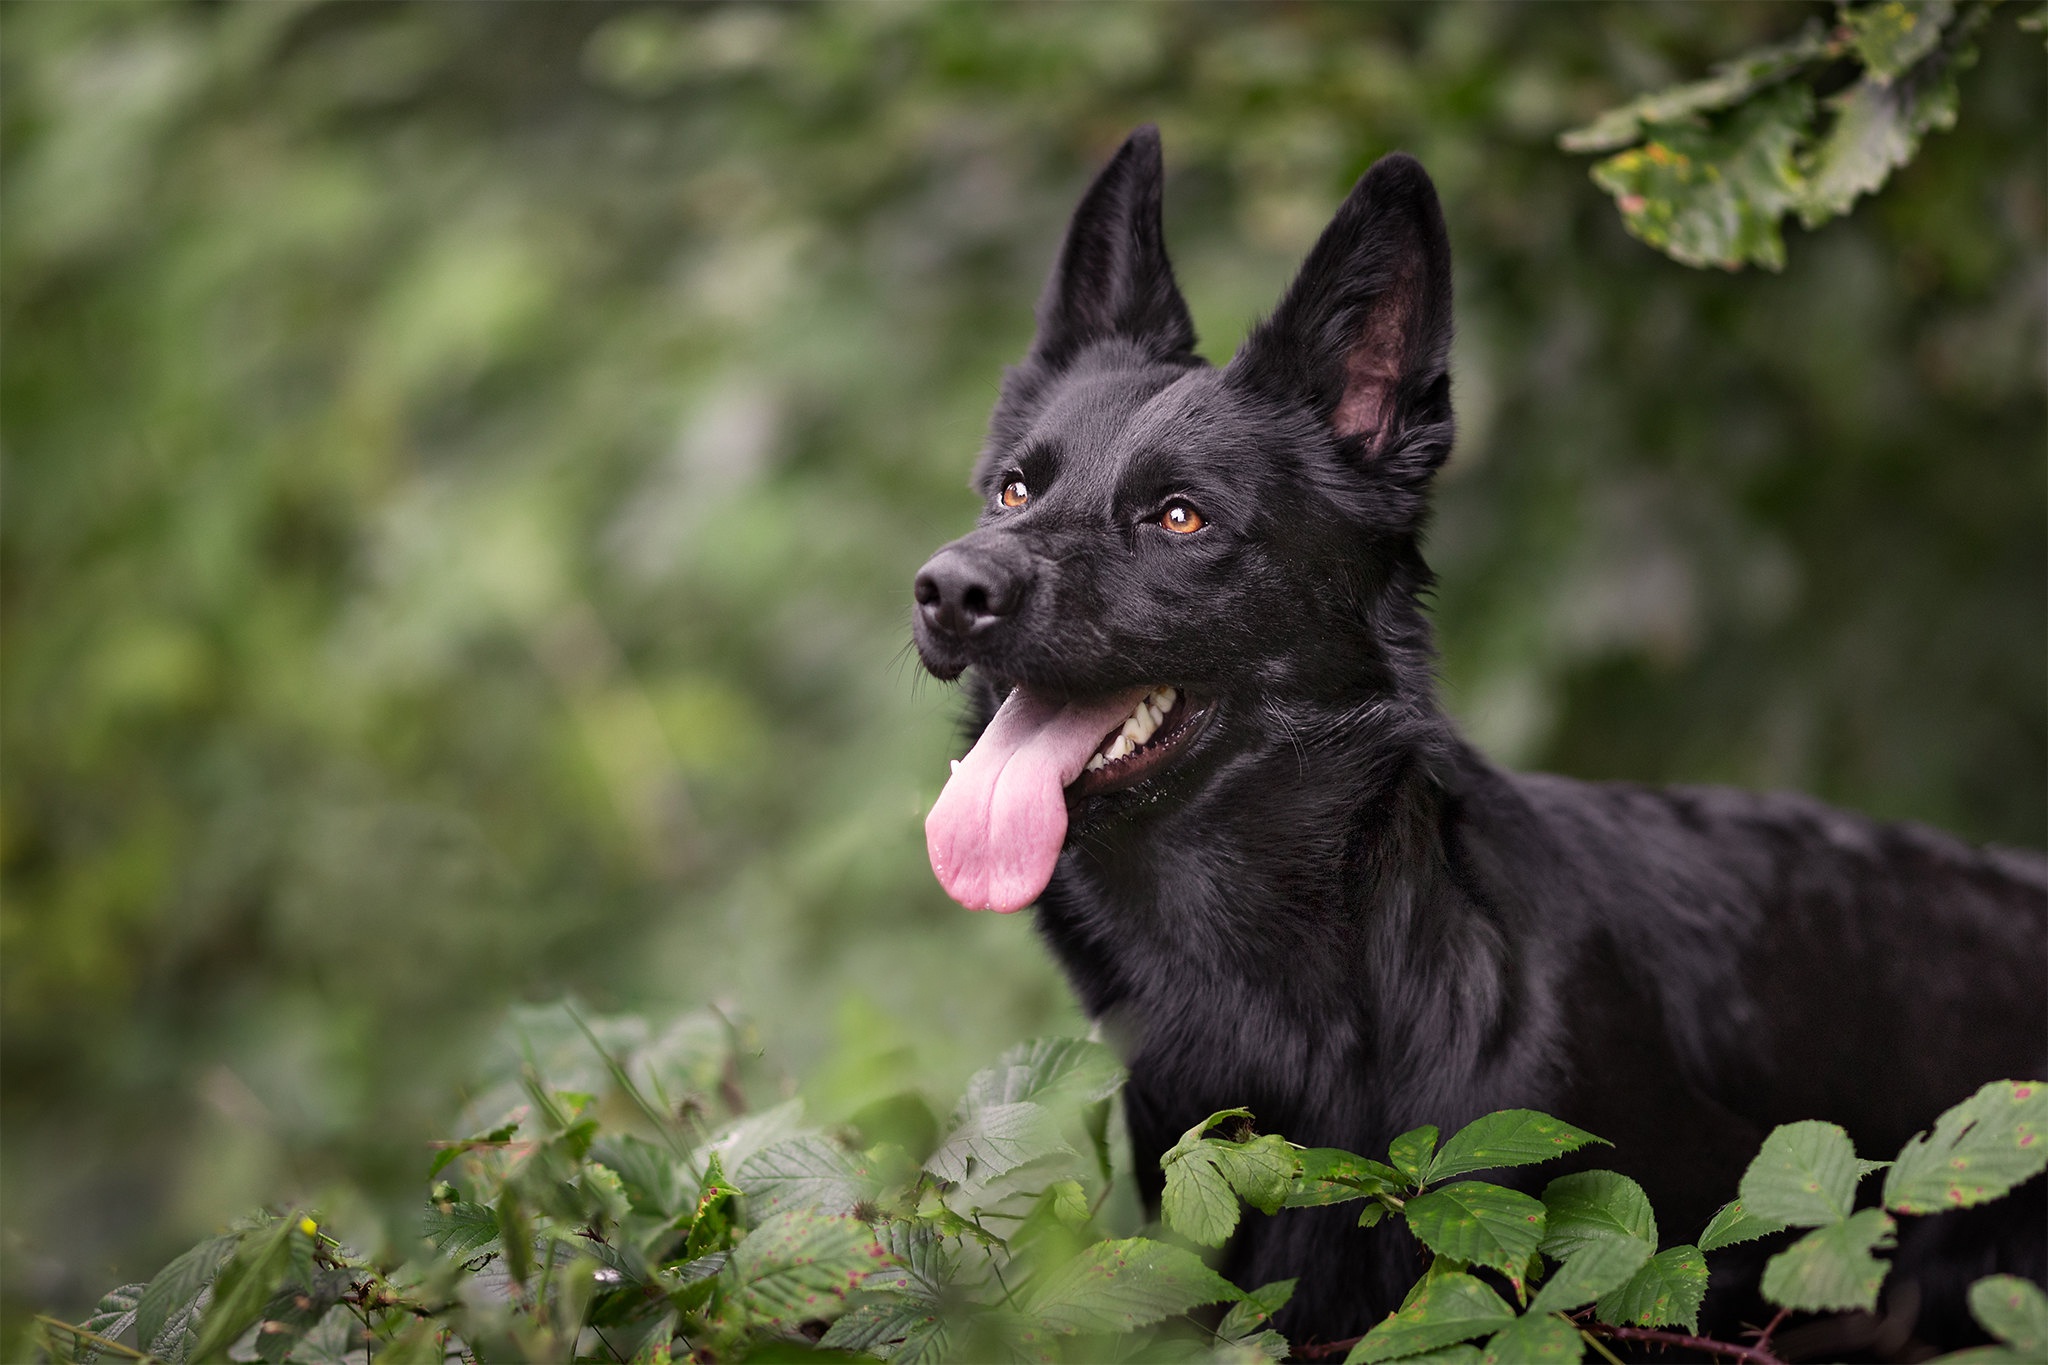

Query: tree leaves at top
[1884,1079,2048,1214]
[1427,1111,1607,1184]
[1565,0,2000,270]
[1738,1120,1882,1226]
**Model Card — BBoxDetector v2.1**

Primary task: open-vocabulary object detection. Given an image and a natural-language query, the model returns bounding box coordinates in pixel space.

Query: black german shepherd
[910,127,2046,1353]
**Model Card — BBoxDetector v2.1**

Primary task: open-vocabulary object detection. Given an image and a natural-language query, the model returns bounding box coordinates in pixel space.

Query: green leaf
[1480,1312,1584,1364]
[925,1100,1071,1184]
[1016,1237,1238,1335]
[1389,1126,1439,1185]
[1288,1149,1405,1207]
[718,1208,885,1330]
[1162,1144,1241,1248]
[818,1299,944,1355]
[956,1037,1125,1116]
[1697,1198,1788,1252]
[1845,0,1953,81]
[1760,1208,1896,1313]
[1885,1080,2048,1214]
[1403,1182,1547,1286]
[1528,1237,1654,1316]
[1397,1349,1484,1365]
[1738,1119,1871,1226]
[1589,83,1814,271]
[1346,1273,1516,1364]
[1428,1111,1607,1183]
[1160,1112,1302,1245]
[79,1283,145,1359]
[191,1215,306,1363]
[1218,1279,1297,1339]
[1797,69,1960,229]
[684,1151,741,1261]
[134,1233,239,1362]
[1560,20,1837,152]
[738,1135,885,1217]
[1594,1245,1708,1333]
[1538,1172,1656,1258]
[1969,1275,2048,1355]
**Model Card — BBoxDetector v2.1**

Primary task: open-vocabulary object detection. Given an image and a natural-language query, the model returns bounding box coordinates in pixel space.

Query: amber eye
[1161,502,1204,534]
[1000,479,1029,509]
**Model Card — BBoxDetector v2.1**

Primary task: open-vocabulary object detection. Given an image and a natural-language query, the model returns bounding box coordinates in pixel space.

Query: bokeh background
[4,0,2041,1342]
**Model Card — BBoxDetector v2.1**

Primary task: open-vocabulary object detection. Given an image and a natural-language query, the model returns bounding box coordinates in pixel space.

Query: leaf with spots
[1288,1148,1404,1208]
[1529,1236,1654,1317]
[1389,1126,1439,1186]
[1697,1198,1787,1252]
[1969,1274,2048,1357]
[1402,1182,1547,1288]
[1539,1172,1656,1258]
[1345,1273,1517,1364]
[1217,1278,1296,1341]
[1845,0,1954,82]
[1427,1110,1608,1184]
[925,1101,1072,1185]
[955,1037,1124,1118]
[1480,1311,1584,1364]
[738,1135,886,1218]
[1016,1237,1239,1336]
[1884,1080,2048,1215]
[1759,1209,1896,1314]
[717,1208,886,1331]
[1594,1245,1708,1334]
[1160,1111,1302,1246]
[1739,1120,1878,1227]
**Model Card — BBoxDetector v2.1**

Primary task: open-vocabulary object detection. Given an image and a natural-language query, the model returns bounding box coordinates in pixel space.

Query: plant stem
[1586,1321,1789,1365]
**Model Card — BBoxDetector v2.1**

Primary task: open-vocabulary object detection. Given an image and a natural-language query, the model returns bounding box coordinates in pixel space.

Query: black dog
[911,127,2046,1352]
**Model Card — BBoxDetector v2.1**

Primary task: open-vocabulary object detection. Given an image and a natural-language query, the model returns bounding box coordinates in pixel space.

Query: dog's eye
[1161,502,1204,534]
[1001,479,1029,509]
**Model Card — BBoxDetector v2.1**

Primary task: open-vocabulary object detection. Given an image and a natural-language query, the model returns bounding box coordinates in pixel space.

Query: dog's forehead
[1027,366,1237,478]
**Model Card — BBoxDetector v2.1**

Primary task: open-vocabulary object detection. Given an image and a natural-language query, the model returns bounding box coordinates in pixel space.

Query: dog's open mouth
[1066,685,1212,800]
[925,682,1215,913]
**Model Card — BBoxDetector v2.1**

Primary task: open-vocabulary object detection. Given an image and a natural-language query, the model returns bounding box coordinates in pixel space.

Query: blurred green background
[3,0,2041,1342]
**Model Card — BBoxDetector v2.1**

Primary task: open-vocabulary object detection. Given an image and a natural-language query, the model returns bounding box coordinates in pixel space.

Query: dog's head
[915,127,1455,912]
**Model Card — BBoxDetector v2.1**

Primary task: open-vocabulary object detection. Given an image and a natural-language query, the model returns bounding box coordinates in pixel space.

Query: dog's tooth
[950,759,961,775]
[1120,717,1146,746]
[1085,753,1106,772]
[1106,734,1133,761]
[1156,686,1177,711]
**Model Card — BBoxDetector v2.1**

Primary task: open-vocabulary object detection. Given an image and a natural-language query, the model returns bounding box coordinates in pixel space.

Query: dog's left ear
[1228,154,1454,483]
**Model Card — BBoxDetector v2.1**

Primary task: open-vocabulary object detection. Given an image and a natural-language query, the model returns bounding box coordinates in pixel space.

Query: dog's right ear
[1024,125,1198,372]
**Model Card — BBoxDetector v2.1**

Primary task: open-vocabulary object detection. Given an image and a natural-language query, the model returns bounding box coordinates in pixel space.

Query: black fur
[912,127,2048,1354]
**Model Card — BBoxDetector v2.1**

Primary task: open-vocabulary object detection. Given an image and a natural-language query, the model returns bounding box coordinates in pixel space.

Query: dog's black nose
[914,544,1030,641]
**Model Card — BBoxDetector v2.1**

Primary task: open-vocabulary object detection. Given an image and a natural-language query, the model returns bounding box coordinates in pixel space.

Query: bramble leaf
[1346,1273,1516,1363]
[1389,1126,1439,1185]
[1969,1274,2048,1356]
[1884,1080,2048,1214]
[1539,1171,1656,1257]
[1402,1182,1547,1287]
[718,1208,885,1330]
[1594,1245,1708,1333]
[1218,1278,1297,1340]
[925,1100,1071,1184]
[1287,1148,1404,1207]
[134,1232,238,1362]
[1760,1208,1896,1313]
[1428,1111,1607,1183]
[1559,20,1836,153]
[1845,0,1953,81]
[1161,1112,1302,1245]
[1528,1236,1654,1316]
[1480,1311,1584,1363]
[79,1282,145,1359]
[956,1036,1124,1117]
[738,1135,886,1217]
[1697,1198,1788,1251]
[190,1214,307,1363]
[1016,1238,1239,1335]
[1739,1119,1872,1225]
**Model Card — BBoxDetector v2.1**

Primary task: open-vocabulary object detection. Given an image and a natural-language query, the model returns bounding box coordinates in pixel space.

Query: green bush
[34,1000,2045,1365]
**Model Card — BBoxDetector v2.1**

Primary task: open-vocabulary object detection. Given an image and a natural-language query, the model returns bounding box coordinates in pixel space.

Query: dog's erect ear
[1228,154,1453,472]
[1027,125,1197,370]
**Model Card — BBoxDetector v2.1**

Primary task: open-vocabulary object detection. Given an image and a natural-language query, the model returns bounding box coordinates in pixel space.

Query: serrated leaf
[1969,1275,2048,1355]
[1428,1111,1607,1183]
[1480,1311,1584,1364]
[191,1215,306,1363]
[1214,1135,1302,1214]
[1760,1208,1895,1313]
[718,1208,885,1329]
[1798,69,1959,228]
[957,1037,1124,1117]
[1539,1172,1656,1258]
[1594,1245,1708,1333]
[1528,1237,1654,1316]
[1346,1273,1516,1363]
[1016,1237,1238,1335]
[1403,1182,1547,1287]
[591,1133,689,1220]
[1846,0,1953,81]
[739,1135,886,1217]
[1397,1349,1484,1365]
[134,1233,239,1363]
[1590,83,1814,271]
[926,1101,1071,1184]
[1389,1126,1439,1185]
[1697,1198,1788,1251]
[818,1298,943,1355]
[1288,1149,1404,1207]
[1560,20,1836,152]
[1162,1145,1242,1247]
[1739,1119,1869,1225]
[79,1283,145,1359]
[1218,1279,1297,1339]
[1885,1080,2048,1214]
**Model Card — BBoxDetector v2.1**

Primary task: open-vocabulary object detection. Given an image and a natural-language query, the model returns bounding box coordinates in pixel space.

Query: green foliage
[1567,1,2012,268]
[1426,1111,1606,1184]
[1760,1210,1896,1314]
[1883,1079,2048,1213]
[1161,1111,1303,1248]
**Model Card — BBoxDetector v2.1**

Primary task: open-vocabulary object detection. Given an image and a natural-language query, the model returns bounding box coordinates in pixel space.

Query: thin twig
[1294,1333,1364,1360]
[1586,1320,1788,1365]
[32,1316,161,1362]
[1752,1305,1792,1351]
[1581,1328,1628,1365]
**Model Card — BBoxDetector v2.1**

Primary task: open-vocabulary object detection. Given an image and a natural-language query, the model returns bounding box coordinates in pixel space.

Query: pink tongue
[926,685,1150,913]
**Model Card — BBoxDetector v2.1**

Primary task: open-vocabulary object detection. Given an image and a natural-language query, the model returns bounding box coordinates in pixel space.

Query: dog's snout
[914,545,1030,642]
